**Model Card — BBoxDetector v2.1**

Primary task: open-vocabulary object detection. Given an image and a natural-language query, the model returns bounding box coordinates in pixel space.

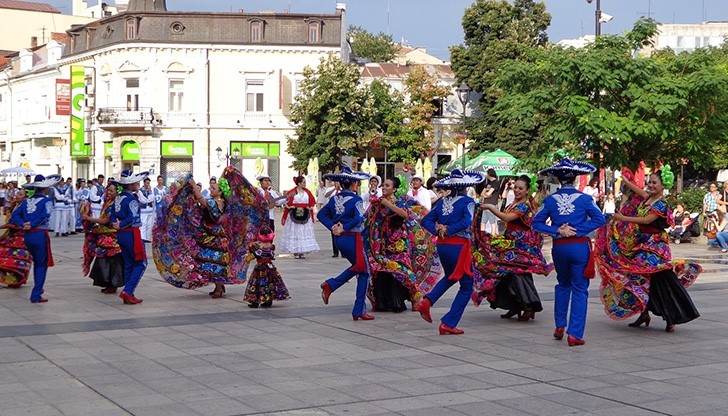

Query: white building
[651,22,728,54]
[1,0,348,190]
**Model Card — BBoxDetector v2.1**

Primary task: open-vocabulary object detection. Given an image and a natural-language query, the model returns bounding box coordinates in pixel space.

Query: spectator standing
[138,177,155,243]
[703,182,722,218]
[480,169,500,235]
[718,181,728,214]
[153,175,168,212]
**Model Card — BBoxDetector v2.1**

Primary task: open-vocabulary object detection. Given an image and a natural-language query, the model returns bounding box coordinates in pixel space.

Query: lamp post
[456,82,471,169]
[215,146,240,167]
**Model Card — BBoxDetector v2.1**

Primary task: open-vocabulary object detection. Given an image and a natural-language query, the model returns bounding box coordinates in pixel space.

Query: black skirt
[489,273,543,313]
[89,255,125,288]
[647,269,700,325]
[373,272,410,313]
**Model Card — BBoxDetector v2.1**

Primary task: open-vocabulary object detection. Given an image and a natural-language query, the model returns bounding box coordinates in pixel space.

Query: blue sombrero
[538,158,595,179]
[434,169,486,189]
[322,166,371,184]
[22,174,63,189]
[109,169,149,185]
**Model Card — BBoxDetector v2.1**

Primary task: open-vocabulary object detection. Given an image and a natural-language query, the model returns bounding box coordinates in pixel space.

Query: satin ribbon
[438,236,473,281]
[342,232,367,273]
[553,236,595,279]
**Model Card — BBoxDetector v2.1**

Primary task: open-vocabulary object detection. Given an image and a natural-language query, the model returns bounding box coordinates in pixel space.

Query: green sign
[161,141,193,157]
[121,140,140,161]
[231,142,281,157]
[104,142,113,157]
[70,66,86,157]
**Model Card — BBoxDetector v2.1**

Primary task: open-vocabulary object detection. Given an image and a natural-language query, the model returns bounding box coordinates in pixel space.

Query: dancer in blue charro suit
[110,170,150,305]
[318,167,374,321]
[9,174,62,303]
[532,158,606,346]
[416,169,485,335]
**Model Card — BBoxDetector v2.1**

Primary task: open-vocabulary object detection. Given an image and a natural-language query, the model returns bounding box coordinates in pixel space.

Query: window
[168,79,184,112]
[250,20,263,42]
[126,18,137,40]
[307,21,320,43]
[86,29,94,48]
[0,93,5,120]
[246,79,264,112]
[125,78,140,111]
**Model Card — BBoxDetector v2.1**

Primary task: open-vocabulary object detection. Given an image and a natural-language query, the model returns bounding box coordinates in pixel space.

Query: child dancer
[244,226,290,308]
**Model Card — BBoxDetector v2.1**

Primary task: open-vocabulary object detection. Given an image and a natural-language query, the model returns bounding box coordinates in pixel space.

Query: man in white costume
[406,174,432,210]
[137,177,156,243]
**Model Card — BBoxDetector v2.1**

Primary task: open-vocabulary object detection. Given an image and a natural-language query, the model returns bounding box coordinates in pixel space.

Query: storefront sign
[56,79,70,116]
[121,140,140,161]
[70,66,87,157]
[231,142,281,157]
[104,142,113,157]
[161,141,193,157]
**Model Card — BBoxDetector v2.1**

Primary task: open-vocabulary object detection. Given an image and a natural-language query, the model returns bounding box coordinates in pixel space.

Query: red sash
[438,236,473,281]
[342,232,367,273]
[28,229,54,267]
[121,227,146,262]
[553,236,595,279]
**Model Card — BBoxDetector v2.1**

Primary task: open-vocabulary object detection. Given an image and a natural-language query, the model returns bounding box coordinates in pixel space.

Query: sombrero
[110,169,149,185]
[22,174,63,189]
[539,158,595,179]
[433,169,485,189]
[256,174,271,181]
[322,166,371,184]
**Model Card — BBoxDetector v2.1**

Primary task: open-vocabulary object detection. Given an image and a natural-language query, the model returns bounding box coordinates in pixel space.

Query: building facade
[0,1,348,188]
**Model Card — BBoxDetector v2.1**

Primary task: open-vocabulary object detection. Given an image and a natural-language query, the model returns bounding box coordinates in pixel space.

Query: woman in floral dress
[596,167,700,332]
[81,183,124,293]
[0,189,32,288]
[471,175,553,321]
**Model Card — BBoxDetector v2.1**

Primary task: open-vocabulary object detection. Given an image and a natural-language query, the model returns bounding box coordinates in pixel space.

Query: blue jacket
[421,191,474,239]
[110,190,142,229]
[9,194,53,229]
[317,190,365,233]
[532,184,605,238]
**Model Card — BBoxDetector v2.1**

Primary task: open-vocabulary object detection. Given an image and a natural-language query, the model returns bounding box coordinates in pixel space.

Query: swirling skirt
[488,273,543,313]
[647,270,700,325]
[279,220,319,254]
[89,255,125,289]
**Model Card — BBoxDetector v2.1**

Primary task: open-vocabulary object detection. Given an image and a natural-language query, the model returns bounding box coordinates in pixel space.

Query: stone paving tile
[2,405,64,416]
[126,403,202,416]
[449,400,532,416]
[320,401,392,416]
[492,395,585,415]
[184,398,257,416]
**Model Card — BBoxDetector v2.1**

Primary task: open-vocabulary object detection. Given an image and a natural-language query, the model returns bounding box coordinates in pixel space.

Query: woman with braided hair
[595,166,701,332]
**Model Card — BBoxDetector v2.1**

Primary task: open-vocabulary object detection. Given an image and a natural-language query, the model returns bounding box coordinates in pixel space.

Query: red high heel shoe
[320,282,332,305]
[553,327,565,340]
[31,298,48,303]
[415,298,433,323]
[628,312,650,328]
[119,291,143,305]
[567,335,585,347]
[438,323,464,335]
[352,313,375,321]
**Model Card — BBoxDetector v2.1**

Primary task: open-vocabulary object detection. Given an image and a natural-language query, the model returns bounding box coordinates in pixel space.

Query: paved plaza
[2,223,728,416]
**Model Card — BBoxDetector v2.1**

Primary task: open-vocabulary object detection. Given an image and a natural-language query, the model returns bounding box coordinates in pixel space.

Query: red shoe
[31,298,48,303]
[415,298,433,323]
[352,313,375,321]
[438,323,464,335]
[320,281,332,305]
[553,327,565,340]
[119,291,143,305]
[567,335,585,347]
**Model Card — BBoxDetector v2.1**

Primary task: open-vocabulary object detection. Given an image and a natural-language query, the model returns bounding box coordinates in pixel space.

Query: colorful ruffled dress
[595,194,701,323]
[153,167,268,290]
[243,242,290,306]
[0,227,32,288]
[471,200,553,313]
[363,195,441,312]
[81,200,124,289]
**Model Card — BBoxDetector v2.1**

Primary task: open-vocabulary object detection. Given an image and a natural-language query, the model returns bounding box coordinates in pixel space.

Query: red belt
[257,258,272,264]
[341,232,367,273]
[28,228,54,267]
[553,236,595,279]
[438,236,473,281]
[119,227,146,262]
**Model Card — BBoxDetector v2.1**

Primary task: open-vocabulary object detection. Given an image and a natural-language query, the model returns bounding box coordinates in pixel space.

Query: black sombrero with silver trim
[322,166,371,184]
[109,169,150,185]
[434,169,486,189]
[538,158,596,180]
[22,174,63,189]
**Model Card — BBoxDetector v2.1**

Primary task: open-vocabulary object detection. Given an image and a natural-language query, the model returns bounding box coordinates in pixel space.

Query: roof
[359,63,454,79]
[0,0,60,14]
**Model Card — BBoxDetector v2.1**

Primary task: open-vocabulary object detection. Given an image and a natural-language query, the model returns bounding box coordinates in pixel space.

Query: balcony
[96,107,161,133]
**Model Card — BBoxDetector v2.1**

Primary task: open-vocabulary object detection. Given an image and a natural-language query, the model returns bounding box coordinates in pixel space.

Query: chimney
[30,36,38,48]
[72,0,88,16]
[336,3,349,63]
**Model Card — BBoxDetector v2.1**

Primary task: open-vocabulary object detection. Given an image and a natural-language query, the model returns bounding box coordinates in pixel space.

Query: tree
[494,19,728,172]
[349,25,398,63]
[287,54,375,173]
[449,0,551,159]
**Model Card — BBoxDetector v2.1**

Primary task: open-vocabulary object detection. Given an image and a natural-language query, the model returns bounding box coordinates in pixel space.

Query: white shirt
[407,187,431,210]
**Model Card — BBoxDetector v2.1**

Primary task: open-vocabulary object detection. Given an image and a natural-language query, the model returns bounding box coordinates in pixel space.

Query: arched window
[250,19,265,43]
[307,21,321,43]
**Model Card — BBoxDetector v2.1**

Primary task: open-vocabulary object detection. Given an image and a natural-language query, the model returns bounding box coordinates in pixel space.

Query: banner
[55,79,70,116]
[70,66,87,157]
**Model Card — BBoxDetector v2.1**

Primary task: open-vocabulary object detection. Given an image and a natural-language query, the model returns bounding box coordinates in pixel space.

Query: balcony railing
[96,107,161,126]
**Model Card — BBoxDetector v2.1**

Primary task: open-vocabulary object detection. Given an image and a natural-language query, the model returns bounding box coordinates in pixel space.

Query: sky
[43,0,728,60]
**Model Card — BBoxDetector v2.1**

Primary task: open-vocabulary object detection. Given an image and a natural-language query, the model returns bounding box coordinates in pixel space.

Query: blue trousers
[424,243,473,328]
[24,231,49,302]
[552,241,591,339]
[117,229,147,296]
[325,233,369,316]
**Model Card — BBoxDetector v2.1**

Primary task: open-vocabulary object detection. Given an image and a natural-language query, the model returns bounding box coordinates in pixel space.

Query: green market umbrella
[466,149,526,177]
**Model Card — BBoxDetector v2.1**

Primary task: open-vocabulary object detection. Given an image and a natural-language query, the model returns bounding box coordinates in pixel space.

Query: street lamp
[215,146,240,167]
[456,82,471,169]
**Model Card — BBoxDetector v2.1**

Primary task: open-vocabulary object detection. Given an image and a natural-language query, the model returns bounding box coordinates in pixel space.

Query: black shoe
[55,233,60,237]
[261,301,272,308]
[248,302,259,308]
[332,254,339,258]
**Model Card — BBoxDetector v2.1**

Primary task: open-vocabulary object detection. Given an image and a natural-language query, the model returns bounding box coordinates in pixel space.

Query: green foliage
[449,0,551,161]
[349,25,398,63]
[666,187,704,213]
